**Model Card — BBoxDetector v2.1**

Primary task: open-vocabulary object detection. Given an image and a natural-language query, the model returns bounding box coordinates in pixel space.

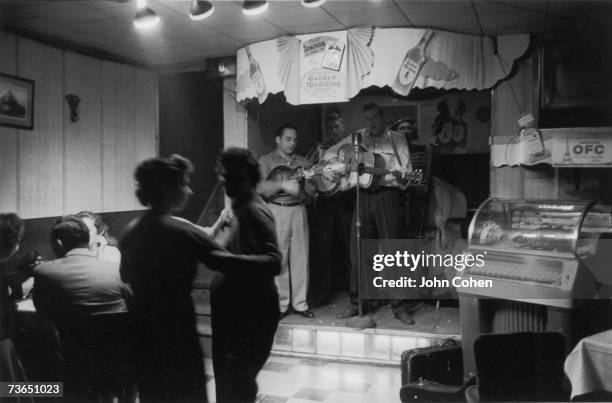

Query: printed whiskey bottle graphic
[395,30,434,92]
[562,134,573,164]
[246,45,267,104]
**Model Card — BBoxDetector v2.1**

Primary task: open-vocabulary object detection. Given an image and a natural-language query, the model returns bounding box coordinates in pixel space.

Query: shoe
[395,312,415,325]
[296,309,315,318]
[279,310,290,320]
[336,306,358,319]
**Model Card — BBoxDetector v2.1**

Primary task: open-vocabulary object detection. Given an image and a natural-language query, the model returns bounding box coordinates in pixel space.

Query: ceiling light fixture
[134,7,160,29]
[301,0,327,8]
[190,0,214,20]
[242,1,268,16]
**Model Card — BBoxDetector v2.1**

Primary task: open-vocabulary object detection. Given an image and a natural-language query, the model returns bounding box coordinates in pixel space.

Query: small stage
[197,292,460,366]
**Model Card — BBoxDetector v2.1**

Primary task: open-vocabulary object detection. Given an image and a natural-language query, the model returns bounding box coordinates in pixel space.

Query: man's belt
[269,200,303,207]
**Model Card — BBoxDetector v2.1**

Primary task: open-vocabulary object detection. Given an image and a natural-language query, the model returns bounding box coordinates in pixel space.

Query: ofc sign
[551,130,612,167]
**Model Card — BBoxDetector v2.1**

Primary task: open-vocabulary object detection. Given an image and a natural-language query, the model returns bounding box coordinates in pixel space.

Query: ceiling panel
[408,9,479,29]
[329,6,409,27]
[18,2,111,24]
[472,1,519,15]
[213,20,288,42]
[394,1,474,16]
[263,1,339,29]
[69,18,138,39]
[178,32,244,51]
[8,17,84,38]
[478,12,547,30]
[1,0,610,69]
[485,0,548,14]
[285,21,347,35]
[322,0,397,13]
[83,1,135,21]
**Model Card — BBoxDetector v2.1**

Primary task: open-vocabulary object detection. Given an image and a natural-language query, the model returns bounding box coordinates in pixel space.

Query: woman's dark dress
[120,211,221,402]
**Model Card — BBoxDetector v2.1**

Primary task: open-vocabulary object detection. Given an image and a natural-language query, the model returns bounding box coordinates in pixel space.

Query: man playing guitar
[324,102,419,325]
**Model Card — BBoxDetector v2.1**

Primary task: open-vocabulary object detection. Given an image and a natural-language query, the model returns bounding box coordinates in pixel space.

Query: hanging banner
[299,31,348,104]
[236,27,529,106]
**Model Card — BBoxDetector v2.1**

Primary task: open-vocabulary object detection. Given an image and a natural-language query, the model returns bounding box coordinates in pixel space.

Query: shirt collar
[275,149,296,163]
[65,248,97,258]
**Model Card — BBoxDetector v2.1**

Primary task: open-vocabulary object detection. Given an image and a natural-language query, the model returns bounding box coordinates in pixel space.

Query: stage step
[196,305,460,366]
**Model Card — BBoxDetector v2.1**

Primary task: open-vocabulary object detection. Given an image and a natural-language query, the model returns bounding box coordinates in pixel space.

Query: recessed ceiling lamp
[190,0,214,20]
[242,1,268,16]
[134,7,160,29]
[301,0,327,8]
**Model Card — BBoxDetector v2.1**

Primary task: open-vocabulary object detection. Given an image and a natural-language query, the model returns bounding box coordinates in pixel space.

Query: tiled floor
[204,355,402,403]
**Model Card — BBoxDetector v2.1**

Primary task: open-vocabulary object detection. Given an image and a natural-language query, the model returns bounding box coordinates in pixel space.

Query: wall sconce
[65,94,81,123]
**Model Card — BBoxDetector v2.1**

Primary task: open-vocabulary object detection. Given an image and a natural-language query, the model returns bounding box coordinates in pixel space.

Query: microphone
[352,130,362,147]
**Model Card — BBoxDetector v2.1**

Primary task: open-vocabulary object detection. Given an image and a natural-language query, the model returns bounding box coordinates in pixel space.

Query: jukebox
[458,198,612,376]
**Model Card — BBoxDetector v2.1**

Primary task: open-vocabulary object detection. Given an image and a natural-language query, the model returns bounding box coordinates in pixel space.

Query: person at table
[210,147,282,403]
[257,124,315,319]
[77,211,121,264]
[324,102,419,325]
[309,112,354,308]
[0,212,36,385]
[32,215,130,320]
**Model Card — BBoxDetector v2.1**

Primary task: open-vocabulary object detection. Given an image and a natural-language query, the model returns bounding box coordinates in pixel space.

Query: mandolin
[327,143,423,191]
[266,163,339,196]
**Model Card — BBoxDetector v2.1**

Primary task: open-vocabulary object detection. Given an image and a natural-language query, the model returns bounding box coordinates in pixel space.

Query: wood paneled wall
[0,32,158,218]
[490,51,612,202]
[223,78,247,148]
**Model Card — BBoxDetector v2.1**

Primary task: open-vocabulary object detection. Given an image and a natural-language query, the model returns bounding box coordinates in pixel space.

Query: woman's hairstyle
[76,211,107,235]
[76,211,117,246]
[216,147,261,188]
[0,213,24,257]
[134,154,194,207]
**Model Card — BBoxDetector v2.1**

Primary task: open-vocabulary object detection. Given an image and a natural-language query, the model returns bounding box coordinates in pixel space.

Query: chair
[465,332,569,402]
[53,312,136,403]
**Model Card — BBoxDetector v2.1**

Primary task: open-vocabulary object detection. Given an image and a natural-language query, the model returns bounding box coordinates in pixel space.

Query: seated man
[33,215,130,319]
[33,215,133,400]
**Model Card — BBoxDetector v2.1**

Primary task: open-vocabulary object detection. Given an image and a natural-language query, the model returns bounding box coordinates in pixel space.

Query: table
[564,330,612,399]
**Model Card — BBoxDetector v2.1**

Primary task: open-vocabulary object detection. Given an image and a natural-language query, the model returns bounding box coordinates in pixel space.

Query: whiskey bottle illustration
[562,133,573,164]
[395,30,434,92]
[246,45,267,104]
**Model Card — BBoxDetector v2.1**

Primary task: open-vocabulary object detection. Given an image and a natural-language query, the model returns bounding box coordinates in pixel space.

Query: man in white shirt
[325,103,418,325]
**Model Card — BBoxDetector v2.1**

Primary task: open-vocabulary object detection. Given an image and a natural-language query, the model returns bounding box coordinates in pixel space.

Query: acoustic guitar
[328,143,423,191]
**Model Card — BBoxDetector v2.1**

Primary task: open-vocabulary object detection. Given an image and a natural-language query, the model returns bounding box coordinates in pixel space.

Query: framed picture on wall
[0,73,34,130]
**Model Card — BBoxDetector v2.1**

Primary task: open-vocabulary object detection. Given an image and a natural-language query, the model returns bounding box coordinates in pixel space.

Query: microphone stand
[347,132,376,330]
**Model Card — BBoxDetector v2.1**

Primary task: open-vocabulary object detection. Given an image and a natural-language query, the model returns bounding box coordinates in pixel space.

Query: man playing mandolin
[257,124,316,319]
[324,102,420,325]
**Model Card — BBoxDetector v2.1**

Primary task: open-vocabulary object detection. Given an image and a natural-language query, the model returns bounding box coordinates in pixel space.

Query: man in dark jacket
[33,215,130,320]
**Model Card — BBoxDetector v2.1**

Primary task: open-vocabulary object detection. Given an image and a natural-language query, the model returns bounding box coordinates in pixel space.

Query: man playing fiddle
[258,124,315,319]
[324,102,418,325]
[309,112,354,308]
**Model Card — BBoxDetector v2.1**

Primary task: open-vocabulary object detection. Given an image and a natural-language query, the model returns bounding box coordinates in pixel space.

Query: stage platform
[196,293,460,366]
